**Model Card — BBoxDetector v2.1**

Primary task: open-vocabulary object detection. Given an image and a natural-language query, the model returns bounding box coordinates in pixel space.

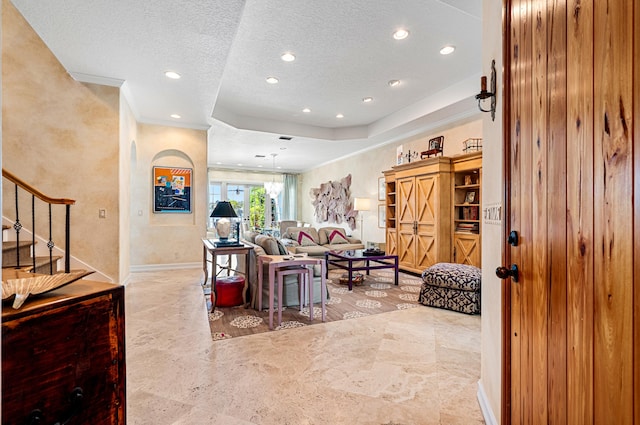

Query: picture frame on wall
[378,177,385,201]
[153,166,192,213]
[378,204,386,228]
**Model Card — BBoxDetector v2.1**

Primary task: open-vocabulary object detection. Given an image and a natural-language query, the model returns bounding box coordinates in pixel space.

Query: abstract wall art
[309,174,356,229]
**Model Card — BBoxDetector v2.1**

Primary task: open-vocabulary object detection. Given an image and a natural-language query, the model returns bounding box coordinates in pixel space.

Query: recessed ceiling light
[440,45,456,55]
[237,163,243,167]
[170,114,181,119]
[257,165,263,168]
[266,76,279,84]
[336,113,344,118]
[388,79,400,87]
[164,71,181,79]
[362,97,373,103]
[393,29,409,40]
[281,52,296,62]
[280,147,287,150]
[302,108,311,113]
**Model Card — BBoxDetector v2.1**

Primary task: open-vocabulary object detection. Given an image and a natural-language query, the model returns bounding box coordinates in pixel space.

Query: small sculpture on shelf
[420,136,444,159]
[404,150,420,163]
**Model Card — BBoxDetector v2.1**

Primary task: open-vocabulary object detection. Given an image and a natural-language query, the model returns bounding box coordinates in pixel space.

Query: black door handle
[496,264,519,283]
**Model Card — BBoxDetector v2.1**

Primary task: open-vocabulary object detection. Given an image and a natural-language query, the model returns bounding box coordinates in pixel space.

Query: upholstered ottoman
[419,263,481,314]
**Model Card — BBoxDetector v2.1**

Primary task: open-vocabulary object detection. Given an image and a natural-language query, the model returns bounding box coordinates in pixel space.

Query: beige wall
[300,118,482,244]
[129,123,207,267]
[2,0,207,277]
[479,0,504,423]
[119,94,137,282]
[2,0,120,280]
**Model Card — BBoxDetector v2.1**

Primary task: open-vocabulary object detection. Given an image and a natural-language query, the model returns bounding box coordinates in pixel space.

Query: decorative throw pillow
[286,227,320,246]
[255,235,280,255]
[327,228,349,244]
[243,231,259,244]
[276,239,288,255]
[319,227,349,245]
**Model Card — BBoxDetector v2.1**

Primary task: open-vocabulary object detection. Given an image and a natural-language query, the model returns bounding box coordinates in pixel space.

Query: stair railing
[2,169,75,274]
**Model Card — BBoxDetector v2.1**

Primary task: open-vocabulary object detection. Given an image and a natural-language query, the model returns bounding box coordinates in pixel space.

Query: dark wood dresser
[2,280,125,424]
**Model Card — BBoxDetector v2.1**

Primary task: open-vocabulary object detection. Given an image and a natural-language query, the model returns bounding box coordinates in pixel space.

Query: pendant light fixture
[264,153,283,198]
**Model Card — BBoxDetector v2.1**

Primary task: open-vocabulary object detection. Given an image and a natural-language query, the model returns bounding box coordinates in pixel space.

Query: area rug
[207,269,423,341]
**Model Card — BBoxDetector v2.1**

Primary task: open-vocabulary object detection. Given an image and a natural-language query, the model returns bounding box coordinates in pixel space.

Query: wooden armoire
[383,157,452,274]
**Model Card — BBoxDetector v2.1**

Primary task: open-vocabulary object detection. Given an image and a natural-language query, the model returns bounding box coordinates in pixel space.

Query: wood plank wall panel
[502,0,513,421]
[635,3,640,423]
[566,0,595,422]
[593,0,634,423]
[519,0,534,422]
[509,0,524,421]
[530,0,549,422]
[545,1,568,423]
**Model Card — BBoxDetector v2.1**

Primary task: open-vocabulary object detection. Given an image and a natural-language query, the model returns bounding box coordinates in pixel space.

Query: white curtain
[282,174,297,220]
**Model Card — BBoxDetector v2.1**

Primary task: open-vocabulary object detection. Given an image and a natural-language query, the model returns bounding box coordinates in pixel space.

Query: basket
[462,138,483,152]
[339,273,364,285]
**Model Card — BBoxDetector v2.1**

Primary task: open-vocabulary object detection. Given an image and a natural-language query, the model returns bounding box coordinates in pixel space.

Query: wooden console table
[2,280,125,424]
[202,239,252,310]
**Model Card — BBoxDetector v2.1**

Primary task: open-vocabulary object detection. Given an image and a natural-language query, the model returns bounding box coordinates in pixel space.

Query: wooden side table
[202,239,253,310]
[257,255,326,330]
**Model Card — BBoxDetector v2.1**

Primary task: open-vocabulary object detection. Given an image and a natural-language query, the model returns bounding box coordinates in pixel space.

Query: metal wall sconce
[476,59,497,121]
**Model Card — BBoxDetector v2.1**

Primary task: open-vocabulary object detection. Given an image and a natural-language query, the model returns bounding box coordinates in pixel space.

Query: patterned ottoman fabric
[421,263,481,291]
[419,263,481,315]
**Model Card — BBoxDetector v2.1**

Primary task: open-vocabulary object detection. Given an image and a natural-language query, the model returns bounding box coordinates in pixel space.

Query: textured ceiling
[12,0,483,173]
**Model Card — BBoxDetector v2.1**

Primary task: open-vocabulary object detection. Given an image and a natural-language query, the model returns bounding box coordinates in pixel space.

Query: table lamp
[210,201,240,247]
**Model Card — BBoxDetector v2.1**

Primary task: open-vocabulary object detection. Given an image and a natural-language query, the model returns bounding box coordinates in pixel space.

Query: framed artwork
[378,204,386,228]
[153,166,192,213]
[378,177,385,201]
[465,191,476,204]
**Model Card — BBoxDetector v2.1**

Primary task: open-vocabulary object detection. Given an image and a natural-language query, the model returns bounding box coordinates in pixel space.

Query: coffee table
[324,250,399,290]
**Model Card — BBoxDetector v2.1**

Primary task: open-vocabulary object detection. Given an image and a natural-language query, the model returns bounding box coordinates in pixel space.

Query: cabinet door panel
[454,234,480,266]
[416,234,437,270]
[397,178,416,225]
[398,230,415,268]
[416,175,436,225]
[385,229,397,255]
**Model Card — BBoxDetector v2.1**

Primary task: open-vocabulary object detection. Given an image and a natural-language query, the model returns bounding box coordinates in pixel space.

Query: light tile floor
[125,269,484,425]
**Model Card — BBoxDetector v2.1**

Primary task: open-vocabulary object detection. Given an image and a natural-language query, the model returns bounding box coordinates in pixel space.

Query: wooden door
[502,0,640,423]
[415,174,437,270]
[397,176,416,270]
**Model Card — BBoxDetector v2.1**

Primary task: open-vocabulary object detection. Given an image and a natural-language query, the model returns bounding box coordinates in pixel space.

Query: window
[207,181,281,231]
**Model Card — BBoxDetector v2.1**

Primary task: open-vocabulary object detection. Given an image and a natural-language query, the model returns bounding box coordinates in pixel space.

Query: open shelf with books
[383,171,397,256]
[451,152,482,267]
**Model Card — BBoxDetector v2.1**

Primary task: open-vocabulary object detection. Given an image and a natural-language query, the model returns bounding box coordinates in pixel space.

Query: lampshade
[210,201,238,243]
[353,198,371,211]
[210,201,237,218]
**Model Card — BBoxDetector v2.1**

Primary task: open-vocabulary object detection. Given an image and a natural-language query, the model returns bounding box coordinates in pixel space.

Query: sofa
[237,232,328,310]
[279,226,364,257]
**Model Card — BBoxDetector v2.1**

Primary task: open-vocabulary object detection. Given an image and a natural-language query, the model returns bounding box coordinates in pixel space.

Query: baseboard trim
[130,262,202,273]
[477,380,498,425]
